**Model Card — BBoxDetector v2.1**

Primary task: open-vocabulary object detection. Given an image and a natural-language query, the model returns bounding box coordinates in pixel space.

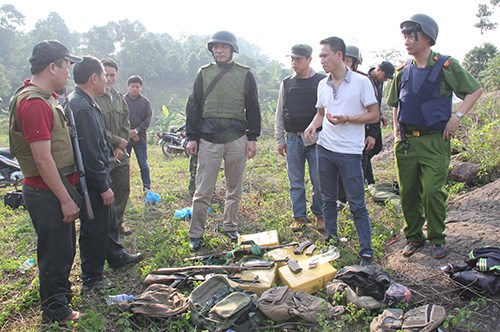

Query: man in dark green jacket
[96,59,132,236]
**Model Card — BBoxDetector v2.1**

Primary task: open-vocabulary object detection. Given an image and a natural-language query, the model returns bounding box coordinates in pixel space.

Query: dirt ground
[373,135,500,332]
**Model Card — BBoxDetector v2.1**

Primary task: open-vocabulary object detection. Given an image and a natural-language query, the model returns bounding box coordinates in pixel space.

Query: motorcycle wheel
[161,138,177,159]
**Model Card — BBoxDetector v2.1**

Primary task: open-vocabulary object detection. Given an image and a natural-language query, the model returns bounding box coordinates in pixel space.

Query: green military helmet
[207,30,239,53]
[346,45,363,64]
[400,14,439,46]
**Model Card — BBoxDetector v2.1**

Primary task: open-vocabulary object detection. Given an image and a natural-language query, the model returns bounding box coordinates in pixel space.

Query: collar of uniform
[74,86,99,108]
[327,65,351,87]
[215,61,236,69]
[290,67,317,80]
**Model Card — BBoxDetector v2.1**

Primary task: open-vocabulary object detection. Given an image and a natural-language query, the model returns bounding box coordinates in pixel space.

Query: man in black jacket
[69,57,142,288]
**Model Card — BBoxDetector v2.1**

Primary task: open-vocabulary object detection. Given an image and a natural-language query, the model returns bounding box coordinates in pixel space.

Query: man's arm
[30,140,80,222]
[186,71,204,142]
[244,71,261,141]
[443,87,483,140]
[304,108,325,143]
[274,81,286,156]
[134,98,153,133]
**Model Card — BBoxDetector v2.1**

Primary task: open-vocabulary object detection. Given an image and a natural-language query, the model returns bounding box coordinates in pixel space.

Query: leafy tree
[463,42,498,78]
[478,54,500,91]
[0,4,24,30]
[475,0,500,34]
[29,12,72,47]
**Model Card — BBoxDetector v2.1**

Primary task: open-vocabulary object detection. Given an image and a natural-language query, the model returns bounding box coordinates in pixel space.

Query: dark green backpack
[189,275,260,332]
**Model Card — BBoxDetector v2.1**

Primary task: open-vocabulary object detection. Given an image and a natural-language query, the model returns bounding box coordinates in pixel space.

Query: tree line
[1,3,499,133]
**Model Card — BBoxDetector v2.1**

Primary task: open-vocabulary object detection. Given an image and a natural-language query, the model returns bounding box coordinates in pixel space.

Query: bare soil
[374,134,500,332]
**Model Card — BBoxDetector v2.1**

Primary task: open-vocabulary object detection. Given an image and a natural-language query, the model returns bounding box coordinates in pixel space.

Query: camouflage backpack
[258,286,343,323]
[371,304,446,332]
[189,275,260,332]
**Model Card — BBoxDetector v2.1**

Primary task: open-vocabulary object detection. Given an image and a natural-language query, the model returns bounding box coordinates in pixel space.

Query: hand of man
[277,144,286,157]
[118,138,128,149]
[113,148,124,161]
[186,140,198,156]
[101,188,115,206]
[247,140,257,159]
[365,136,375,150]
[304,125,317,144]
[326,113,348,126]
[61,199,80,223]
[381,114,388,127]
[443,115,460,141]
[129,129,138,139]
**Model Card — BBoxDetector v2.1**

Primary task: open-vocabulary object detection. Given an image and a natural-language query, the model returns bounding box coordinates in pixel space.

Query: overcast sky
[5,0,500,71]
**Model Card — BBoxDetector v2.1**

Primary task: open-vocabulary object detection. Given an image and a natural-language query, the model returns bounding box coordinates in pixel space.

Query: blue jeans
[285,133,323,218]
[127,142,151,189]
[317,145,373,257]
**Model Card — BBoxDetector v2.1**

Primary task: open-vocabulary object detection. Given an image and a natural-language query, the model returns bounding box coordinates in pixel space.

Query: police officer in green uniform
[387,14,483,259]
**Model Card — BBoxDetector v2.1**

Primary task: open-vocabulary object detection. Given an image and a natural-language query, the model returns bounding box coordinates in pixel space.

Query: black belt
[402,127,441,137]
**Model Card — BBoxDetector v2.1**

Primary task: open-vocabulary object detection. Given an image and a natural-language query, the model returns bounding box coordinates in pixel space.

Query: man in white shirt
[304,36,379,266]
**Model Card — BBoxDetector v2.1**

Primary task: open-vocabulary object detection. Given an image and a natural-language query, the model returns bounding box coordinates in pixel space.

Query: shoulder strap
[201,66,231,107]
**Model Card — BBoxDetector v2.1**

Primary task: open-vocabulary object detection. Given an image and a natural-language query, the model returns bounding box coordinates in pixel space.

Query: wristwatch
[454,111,464,119]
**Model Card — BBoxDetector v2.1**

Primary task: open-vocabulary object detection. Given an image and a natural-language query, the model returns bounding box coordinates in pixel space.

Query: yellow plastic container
[237,230,279,248]
[233,264,277,295]
[278,260,337,294]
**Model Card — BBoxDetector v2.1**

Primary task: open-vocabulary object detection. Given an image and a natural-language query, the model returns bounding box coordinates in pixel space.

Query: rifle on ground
[185,242,299,262]
[144,273,260,287]
[151,260,275,275]
[64,101,94,220]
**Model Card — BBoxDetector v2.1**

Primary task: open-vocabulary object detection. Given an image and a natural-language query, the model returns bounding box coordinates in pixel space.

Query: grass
[0,130,497,331]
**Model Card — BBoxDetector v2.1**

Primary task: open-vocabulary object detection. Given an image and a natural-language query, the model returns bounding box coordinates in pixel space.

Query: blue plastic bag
[145,190,161,205]
[174,207,192,219]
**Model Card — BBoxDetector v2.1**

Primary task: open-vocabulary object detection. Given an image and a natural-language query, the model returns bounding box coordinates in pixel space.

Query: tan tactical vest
[9,85,76,177]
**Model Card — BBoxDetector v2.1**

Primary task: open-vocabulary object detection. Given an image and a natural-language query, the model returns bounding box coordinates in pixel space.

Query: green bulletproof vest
[9,85,76,177]
[201,63,249,121]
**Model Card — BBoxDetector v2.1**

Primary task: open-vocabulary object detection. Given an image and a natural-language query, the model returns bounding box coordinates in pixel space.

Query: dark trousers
[23,185,75,322]
[79,186,111,285]
[362,150,375,185]
[109,162,130,225]
[106,203,127,267]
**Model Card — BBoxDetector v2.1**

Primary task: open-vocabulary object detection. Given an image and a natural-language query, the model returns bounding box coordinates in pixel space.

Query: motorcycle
[156,125,189,159]
[0,148,24,188]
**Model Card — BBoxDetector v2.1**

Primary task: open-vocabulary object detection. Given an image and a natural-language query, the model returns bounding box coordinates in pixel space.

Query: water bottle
[106,294,134,305]
[19,258,35,274]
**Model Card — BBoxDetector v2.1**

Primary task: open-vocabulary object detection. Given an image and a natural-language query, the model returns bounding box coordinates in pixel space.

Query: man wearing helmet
[387,14,482,259]
[185,31,261,251]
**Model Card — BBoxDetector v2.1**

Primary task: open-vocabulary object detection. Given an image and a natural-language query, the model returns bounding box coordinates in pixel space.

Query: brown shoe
[120,224,132,236]
[315,216,326,231]
[291,217,307,231]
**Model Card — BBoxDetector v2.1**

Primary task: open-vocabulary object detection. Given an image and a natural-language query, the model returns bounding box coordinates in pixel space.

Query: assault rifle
[151,260,275,275]
[185,242,299,262]
[65,101,94,220]
[144,273,261,287]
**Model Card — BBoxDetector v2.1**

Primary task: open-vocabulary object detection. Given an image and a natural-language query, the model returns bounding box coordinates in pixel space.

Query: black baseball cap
[29,40,82,73]
[288,44,313,57]
[379,61,395,79]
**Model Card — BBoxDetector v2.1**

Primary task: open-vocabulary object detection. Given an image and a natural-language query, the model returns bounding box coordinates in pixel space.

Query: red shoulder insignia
[433,55,440,62]
[443,59,451,68]
[396,62,406,71]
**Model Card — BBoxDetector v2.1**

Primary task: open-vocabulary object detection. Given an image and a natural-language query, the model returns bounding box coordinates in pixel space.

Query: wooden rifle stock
[151,260,275,275]
[64,101,94,221]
